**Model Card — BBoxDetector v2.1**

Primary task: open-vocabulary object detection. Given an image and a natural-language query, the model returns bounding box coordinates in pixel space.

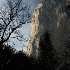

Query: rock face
[26,0,70,58]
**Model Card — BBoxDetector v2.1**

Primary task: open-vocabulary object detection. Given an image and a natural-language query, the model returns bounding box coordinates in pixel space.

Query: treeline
[0,31,70,70]
[0,44,44,70]
[0,32,57,70]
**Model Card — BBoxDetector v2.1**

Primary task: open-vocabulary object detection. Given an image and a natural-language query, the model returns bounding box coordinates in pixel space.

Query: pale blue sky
[0,0,42,51]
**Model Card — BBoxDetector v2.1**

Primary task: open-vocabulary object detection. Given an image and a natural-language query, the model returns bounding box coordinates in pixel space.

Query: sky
[0,0,43,51]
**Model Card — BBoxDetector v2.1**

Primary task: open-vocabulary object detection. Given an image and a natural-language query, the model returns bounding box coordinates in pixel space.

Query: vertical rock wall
[26,0,70,59]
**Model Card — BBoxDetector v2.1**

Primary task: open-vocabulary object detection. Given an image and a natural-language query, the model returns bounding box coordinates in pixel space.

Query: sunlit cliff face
[26,0,70,59]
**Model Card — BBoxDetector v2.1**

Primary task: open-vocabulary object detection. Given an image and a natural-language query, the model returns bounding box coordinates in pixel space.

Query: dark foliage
[0,44,44,70]
[38,31,59,70]
[0,31,60,70]
[0,30,70,70]
[0,44,15,70]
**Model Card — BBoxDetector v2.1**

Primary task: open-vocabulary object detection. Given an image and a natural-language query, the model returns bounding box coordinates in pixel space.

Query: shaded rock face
[26,0,70,58]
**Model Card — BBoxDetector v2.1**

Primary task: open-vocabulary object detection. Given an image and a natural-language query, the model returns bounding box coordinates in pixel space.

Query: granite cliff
[26,0,70,60]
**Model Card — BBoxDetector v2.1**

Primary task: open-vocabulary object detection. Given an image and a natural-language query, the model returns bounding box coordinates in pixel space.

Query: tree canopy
[0,0,31,45]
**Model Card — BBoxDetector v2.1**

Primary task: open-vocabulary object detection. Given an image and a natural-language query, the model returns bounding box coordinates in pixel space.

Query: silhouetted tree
[0,44,32,70]
[0,43,55,70]
[0,44,15,70]
[0,0,31,45]
[38,31,58,70]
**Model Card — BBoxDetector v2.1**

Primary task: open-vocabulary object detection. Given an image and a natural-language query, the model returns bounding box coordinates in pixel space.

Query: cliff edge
[26,0,70,59]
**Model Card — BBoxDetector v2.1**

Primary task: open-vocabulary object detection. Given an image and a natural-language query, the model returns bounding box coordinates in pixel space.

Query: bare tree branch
[0,0,31,45]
